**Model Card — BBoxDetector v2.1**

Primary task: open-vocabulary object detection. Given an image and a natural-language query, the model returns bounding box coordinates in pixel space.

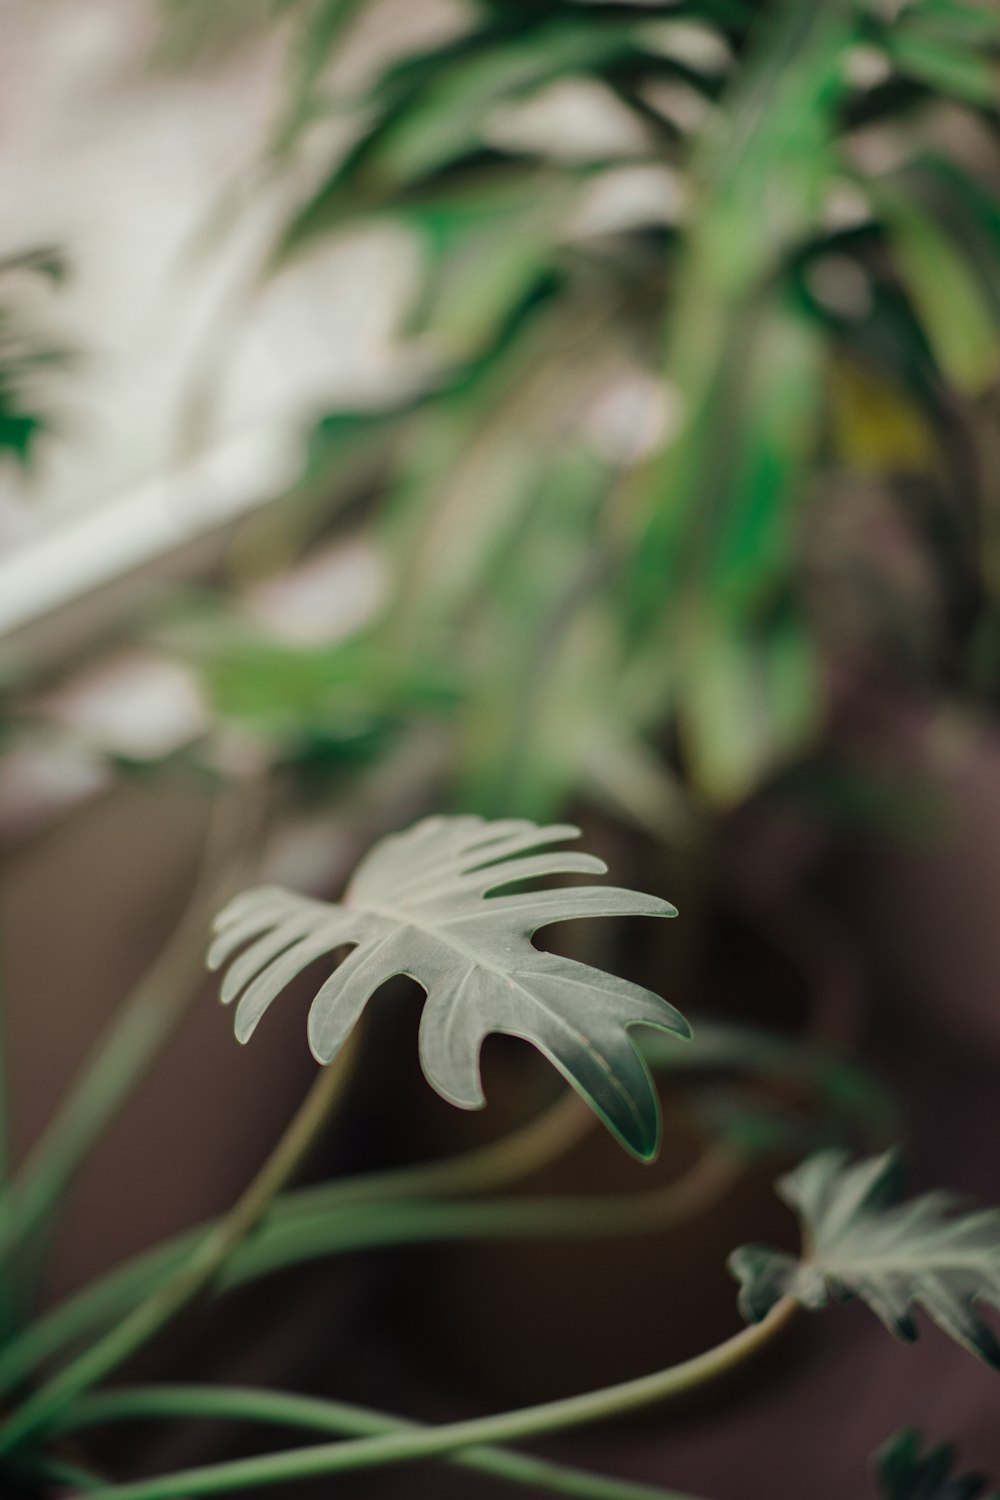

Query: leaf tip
[632,1129,661,1165]
[671,1010,694,1042]
[609,1090,663,1164]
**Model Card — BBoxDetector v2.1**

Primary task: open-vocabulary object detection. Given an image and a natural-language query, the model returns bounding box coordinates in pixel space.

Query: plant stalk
[0,1042,356,1460]
[60,1383,707,1500]
[358,1084,592,1201]
[0,1085,593,1398]
[0,779,260,1286]
[0,929,13,1341]
[67,1300,795,1499]
[0,1144,738,1401]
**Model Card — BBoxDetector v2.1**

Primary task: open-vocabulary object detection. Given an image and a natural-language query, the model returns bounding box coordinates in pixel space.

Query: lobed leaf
[874,1428,999,1500]
[209,815,686,1160]
[728,1149,1000,1366]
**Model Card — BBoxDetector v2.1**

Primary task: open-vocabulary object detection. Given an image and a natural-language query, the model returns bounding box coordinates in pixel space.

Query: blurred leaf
[693,1090,854,1160]
[404,179,570,363]
[0,406,46,467]
[876,182,1000,394]
[717,316,822,599]
[276,16,653,255]
[884,11,999,106]
[642,1020,899,1147]
[218,0,1000,821]
[900,0,1000,48]
[0,246,68,284]
[379,301,610,632]
[874,1429,999,1500]
[355,21,652,186]
[778,756,947,842]
[155,0,296,67]
[677,600,820,805]
[624,283,826,802]
[0,249,72,470]
[449,447,621,817]
[821,260,944,417]
[173,617,457,775]
[233,402,419,579]
[273,0,365,154]
[460,596,617,820]
[383,405,545,635]
[729,1149,1000,1366]
[901,155,1000,326]
[209,815,686,1159]
[619,0,852,804]
[580,727,701,847]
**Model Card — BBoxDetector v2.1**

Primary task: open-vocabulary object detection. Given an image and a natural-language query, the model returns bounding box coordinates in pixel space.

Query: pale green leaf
[877,184,1000,394]
[886,21,999,106]
[209,815,686,1159]
[729,1149,1000,1367]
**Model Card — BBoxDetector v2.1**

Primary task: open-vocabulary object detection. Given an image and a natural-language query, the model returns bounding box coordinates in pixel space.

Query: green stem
[5,1061,580,1308]
[58,1384,706,1500]
[0,929,13,1341]
[221,1148,738,1305]
[0,1145,738,1402]
[17,1455,105,1492]
[0,928,8,1199]
[349,1085,592,1202]
[0,1085,592,1398]
[0,1045,356,1460]
[69,1302,795,1499]
[0,781,259,1281]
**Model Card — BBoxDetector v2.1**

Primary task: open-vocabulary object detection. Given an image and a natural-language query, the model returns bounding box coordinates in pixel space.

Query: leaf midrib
[349,894,642,1126]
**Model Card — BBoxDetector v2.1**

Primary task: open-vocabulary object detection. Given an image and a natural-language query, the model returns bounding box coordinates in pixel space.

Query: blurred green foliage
[875,1428,1000,1500]
[0,248,70,470]
[166,605,459,782]
[177,0,1000,823]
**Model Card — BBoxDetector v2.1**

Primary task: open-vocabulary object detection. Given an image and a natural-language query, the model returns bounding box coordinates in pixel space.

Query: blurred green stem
[72,1300,794,1499]
[0,777,261,1296]
[60,1384,704,1500]
[355,1083,592,1202]
[0,1035,358,1459]
[0,1139,738,1404]
[0,930,8,1195]
[0,929,12,1340]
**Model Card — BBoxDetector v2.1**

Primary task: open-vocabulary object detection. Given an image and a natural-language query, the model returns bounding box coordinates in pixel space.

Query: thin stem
[58,1383,707,1500]
[0,927,13,1341]
[0,1085,596,1396]
[341,1085,593,1203]
[0,927,8,1198]
[224,1145,739,1290]
[0,1086,593,1396]
[0,779,260,1281]
[70,1301,796,1499]
[0,1041,357,1460]
[0,1145,739,1401]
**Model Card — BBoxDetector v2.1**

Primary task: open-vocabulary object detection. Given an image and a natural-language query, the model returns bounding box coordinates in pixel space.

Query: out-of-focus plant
[3,3,1000,1492]
[0,815,992,1498]
[0,248,70,470]
[171,0,1000,822]
[875,1427,1000,1499]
